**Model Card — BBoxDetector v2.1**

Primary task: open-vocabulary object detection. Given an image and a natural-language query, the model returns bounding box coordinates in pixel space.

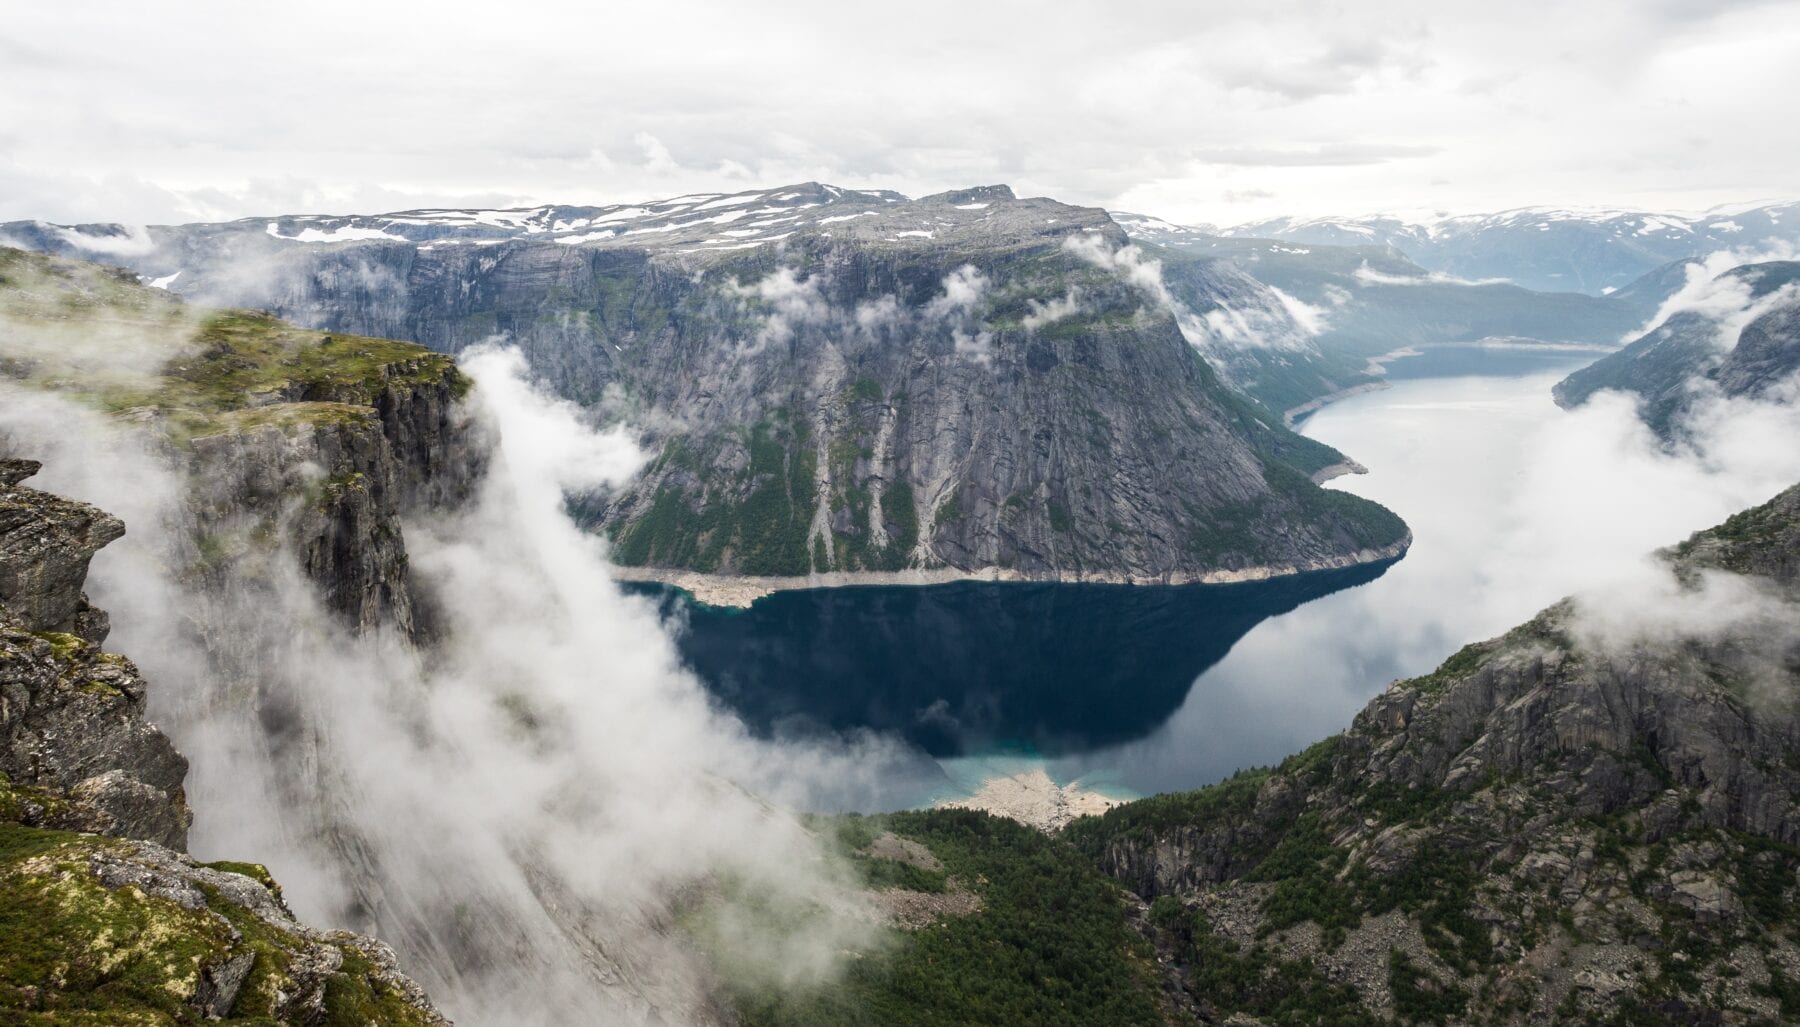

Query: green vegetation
[1406,640,1496,694]
[1145,896,1379,1026]
[880,481,919,559]
[0,248,470,441]
[932,484,963,529]
[197,860,282,899]
[612,410,818,575]
[108,311,465,438]
[719,810,1170,1027]
[1063,767,1276,860]
[0,821,438,1025]
[849,377,884,403]
[1388,949,1469,1023]
[1260,458,1410,552]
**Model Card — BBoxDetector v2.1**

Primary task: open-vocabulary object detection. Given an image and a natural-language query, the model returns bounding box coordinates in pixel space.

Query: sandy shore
[935,768,1124,833]
[1310,459,1370,485]
[607,534,1410,608]
[1282,380,1391,427]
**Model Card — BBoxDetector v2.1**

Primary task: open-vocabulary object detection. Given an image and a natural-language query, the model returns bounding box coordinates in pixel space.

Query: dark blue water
[640,352,1641,808]
[632,560,1395,759]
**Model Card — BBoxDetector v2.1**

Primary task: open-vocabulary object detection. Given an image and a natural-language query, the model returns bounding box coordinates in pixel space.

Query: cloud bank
[0,342,926,1024]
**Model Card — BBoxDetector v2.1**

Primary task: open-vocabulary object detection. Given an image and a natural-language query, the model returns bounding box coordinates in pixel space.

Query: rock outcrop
[0,457,122,643]
[0,459,189,848]
[1064,483,1800,1024]
[0,459,448,1025]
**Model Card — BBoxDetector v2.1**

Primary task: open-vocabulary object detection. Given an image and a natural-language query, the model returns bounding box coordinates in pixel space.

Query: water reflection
[651,345,1792,810]
[634,558,1394,758]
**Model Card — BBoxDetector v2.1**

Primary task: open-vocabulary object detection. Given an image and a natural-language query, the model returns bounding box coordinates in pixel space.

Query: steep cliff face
[1064,484,1800,1024]
[3,186,1408,585]
[1,457,189,847]
[0,248,487,643]
[3,248,764,1026]
[1555,260,1800,437]
[0,459,447,1026]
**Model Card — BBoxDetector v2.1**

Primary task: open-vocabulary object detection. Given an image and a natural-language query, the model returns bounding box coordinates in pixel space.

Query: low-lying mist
[1056,358,1800,794]
[0,343,923,1025]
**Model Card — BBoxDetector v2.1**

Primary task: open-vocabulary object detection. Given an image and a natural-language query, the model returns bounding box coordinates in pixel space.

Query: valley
[2,188,1799,1026]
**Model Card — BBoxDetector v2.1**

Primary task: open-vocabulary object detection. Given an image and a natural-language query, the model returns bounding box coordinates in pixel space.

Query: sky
[2,0,1797,228]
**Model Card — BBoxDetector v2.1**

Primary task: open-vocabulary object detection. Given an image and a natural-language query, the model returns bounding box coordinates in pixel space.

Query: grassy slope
[0,247,467,438]
[713,809,1177,1027]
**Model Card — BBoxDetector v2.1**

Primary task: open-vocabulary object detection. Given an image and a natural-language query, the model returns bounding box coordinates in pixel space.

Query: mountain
[1208,202,1800,295]
[1554,260,1800,436]
[1144,242,1384,416]
[0,458,447,1025]
[1116,212,1653,358]
[697,481,1800,1026]
[1054,482,1800,1025]
[0,188,1410,589]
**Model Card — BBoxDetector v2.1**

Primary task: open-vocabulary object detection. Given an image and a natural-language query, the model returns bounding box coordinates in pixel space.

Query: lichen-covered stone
[0,826,448,1025]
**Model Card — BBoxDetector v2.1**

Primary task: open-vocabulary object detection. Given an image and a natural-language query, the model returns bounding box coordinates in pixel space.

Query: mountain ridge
[0,192,1412,591]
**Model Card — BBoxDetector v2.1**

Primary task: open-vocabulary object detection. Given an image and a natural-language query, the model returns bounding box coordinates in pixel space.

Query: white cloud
[1064,232,1313,352]
[925,264,989,320]
[1627,242,1800,344]
[1351,262,1509,287]
[726,266,832,349]
[0,347,918,1024]
[1022,288,1082,330]
[952,327,996,367]
[1268,285,1330,334]
[50,223,159,255]
[5,2,1796,227]
[1063,233,1178,307]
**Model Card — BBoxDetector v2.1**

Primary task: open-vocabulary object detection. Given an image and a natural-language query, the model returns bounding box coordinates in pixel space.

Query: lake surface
[651,344,1704,810]
[631,560,1392,758]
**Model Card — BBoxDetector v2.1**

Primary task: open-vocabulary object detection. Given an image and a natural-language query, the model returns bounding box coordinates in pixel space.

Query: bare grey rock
[1069,483,1800,1024]
[0,470,125,640]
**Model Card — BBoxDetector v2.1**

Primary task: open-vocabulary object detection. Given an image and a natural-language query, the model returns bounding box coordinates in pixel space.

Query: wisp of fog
[0,341,923,1026]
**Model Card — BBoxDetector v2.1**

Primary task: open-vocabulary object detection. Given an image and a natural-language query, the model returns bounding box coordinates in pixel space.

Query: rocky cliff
[0,457,448,1025]
[1555,260,1800,438]
[2,246,766,1025]
[3,187,1408,586]
[0,247,486,644]
[1062,483,1800,1025]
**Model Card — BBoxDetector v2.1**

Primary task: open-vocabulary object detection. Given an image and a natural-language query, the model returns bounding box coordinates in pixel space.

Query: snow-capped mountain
[0,182,1026,260]
[1112,212,1654,356]
[1200,203,1800,295]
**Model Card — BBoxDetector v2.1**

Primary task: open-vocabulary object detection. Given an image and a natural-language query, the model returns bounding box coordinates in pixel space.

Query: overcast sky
[3,0,1796,227]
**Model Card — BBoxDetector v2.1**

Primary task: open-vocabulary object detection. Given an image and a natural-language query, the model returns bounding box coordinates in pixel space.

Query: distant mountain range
[1114,213,1657,357]
[1161,202,1800,295]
